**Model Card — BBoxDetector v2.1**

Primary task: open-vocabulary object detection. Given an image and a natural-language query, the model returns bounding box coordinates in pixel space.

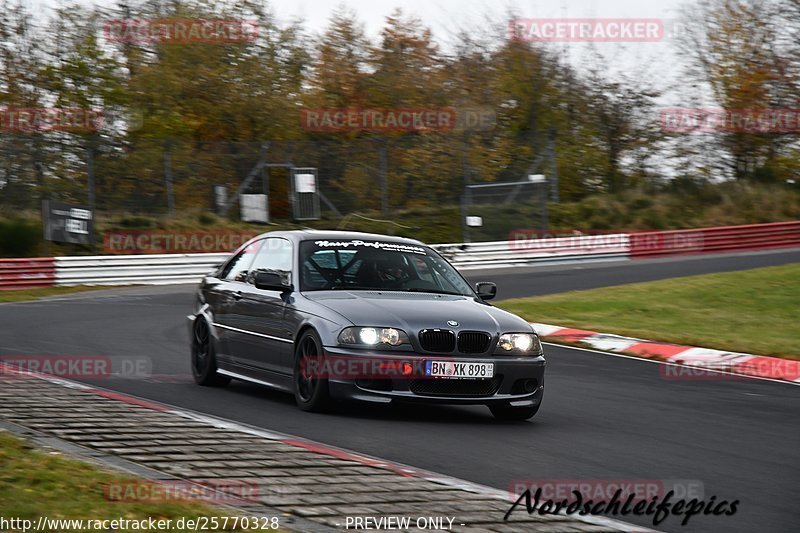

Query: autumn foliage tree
[0,0,795,219]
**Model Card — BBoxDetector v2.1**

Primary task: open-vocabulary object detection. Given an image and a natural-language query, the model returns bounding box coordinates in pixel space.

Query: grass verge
[497,264,800,360]
[0,431,252,531]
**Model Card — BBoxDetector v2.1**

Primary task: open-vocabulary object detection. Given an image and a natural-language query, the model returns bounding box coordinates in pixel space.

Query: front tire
[293,330,332,412]
[489,403,540,421]
[191,318,230,387]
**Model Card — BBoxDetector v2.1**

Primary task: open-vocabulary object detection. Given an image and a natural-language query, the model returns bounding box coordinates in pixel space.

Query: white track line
[543,342,800,387]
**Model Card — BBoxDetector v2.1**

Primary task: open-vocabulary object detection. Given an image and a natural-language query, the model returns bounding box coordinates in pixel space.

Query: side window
[220,240,262,282]
[247,238,293,282]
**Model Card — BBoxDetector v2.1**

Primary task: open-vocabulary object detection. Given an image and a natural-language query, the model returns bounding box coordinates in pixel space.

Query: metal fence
[461,180,550,243]
[0,132,557,242]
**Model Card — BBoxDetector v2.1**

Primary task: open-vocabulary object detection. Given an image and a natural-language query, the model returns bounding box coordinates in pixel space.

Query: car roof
[248,229,426,247]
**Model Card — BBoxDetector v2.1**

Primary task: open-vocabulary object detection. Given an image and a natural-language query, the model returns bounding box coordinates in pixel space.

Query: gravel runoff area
[0,364,645,533]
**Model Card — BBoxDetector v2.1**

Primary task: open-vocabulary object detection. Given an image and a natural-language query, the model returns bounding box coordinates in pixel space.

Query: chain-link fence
[461,180,549,242]
[0,132,557,243]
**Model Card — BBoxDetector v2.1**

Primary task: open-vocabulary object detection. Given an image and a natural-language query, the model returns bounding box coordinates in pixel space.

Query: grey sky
[287,0,694,104]
[28,0,697,103]
[268,0,688,32]
[30,0,691,43]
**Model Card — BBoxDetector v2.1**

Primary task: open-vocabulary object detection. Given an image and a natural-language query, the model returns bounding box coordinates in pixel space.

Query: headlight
[496,333,542,355]
[359,328,379,345]
[339,327,409,346]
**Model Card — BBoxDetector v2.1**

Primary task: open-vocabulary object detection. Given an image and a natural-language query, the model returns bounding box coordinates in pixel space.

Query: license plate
[425,361,494,379]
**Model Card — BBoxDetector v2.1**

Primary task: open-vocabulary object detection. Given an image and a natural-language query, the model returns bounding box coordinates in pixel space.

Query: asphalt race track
[2,249,799,533]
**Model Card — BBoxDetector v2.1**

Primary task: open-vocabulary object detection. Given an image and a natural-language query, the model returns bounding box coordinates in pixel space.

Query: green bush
[116,216,155,229]
[2,183,797,252]
[0,219,41,257]
[197,211,218,226]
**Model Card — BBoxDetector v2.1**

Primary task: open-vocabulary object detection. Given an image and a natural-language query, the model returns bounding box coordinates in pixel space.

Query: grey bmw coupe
[189,230,545,420]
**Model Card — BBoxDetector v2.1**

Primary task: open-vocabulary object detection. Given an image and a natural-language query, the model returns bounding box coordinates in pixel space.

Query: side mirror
[254,270,293,293]
[475,281,497,301]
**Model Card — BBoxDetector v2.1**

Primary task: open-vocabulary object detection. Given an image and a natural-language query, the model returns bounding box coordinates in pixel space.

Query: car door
[212,239,262,365]
[225,237,294,375]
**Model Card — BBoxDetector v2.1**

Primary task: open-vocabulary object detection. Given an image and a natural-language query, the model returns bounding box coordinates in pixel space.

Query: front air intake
[457,331,491,354]
[409,377,502,397]
[418,329,456,353]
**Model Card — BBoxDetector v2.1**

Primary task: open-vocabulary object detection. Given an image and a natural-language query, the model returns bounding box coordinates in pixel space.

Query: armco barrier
[1,222,798,289]
[54,253,228,286]
[630,221,800,258]
[434,234,630,268]
[0,258,56,290]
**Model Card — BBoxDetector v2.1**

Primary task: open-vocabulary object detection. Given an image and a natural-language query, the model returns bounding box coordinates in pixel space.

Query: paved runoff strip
[0,364,649,533]
[531,323,800,384]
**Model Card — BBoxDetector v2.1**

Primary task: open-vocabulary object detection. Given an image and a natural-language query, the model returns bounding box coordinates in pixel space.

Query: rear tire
[489,403,540,421]
[191,318,230,387]
[293,330,332,412]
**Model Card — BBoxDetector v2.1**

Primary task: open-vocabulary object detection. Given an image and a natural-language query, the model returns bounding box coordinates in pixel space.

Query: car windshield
[299,239,474,296]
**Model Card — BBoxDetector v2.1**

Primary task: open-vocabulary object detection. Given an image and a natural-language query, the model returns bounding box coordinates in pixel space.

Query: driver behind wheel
[376,253,410,284]
[355,252,411,288]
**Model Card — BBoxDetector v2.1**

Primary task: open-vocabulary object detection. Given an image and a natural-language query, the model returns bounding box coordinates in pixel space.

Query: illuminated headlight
[359,327,379,345]
[496,333,542,355]
[339,327,409,346]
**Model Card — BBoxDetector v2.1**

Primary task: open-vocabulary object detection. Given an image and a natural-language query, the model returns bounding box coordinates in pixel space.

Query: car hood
[303,291,533,334]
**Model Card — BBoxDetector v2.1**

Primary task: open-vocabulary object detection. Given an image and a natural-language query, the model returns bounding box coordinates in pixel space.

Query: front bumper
[321,346,545,406]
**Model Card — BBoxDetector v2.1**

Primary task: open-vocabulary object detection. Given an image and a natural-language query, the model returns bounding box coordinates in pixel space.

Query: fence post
[164,139,175,215]
[378,138,388,214]
[86,139,95,213]
[548,128,559,203]
[86,136,96,247]
[461,134,472,243]
[461,190,472,244]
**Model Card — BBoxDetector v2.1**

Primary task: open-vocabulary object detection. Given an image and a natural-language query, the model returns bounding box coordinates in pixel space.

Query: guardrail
[0,221,797,289]
[54,253,229,286]
[0,258,56,290]
[434,233,630,268]
[630,221,800,258]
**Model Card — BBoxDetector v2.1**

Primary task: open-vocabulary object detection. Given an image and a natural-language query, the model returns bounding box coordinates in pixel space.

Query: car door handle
[232,291,243,300]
